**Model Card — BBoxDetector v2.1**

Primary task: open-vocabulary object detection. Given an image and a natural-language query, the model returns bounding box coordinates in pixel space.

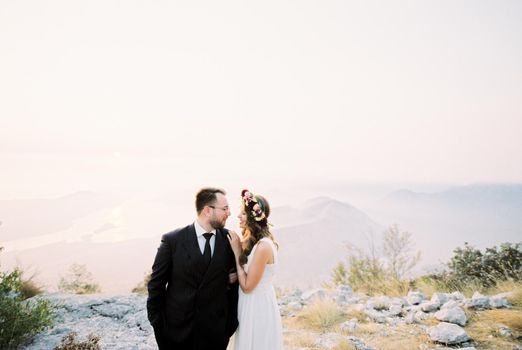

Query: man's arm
[225,231,239,337]
[147,233,172,328]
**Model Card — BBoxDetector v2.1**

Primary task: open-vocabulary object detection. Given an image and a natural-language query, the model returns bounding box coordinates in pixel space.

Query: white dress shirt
[194,220,216,256]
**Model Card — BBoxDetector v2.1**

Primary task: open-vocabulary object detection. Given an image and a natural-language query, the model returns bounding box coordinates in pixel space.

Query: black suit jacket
[147,224,238,348]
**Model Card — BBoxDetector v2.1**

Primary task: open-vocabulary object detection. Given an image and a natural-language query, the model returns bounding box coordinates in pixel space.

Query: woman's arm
[228,232,272,293]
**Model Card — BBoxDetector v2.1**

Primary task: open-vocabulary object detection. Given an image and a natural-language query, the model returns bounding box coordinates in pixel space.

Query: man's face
[209,193,230,229]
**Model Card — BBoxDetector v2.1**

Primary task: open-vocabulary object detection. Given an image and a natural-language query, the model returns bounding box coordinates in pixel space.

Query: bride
[228,189,283,350]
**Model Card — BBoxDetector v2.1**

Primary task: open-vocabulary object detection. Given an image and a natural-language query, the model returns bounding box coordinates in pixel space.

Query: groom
[147,187,239,350]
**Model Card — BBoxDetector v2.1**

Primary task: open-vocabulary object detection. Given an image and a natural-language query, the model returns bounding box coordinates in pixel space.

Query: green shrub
[58,264,101,294]
[330,225,420,296]
[0,246,54,349]
[53,332,101,350]
[416,242,522,293]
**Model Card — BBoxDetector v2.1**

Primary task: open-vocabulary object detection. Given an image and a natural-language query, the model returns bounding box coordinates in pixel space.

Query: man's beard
[209,217,225,230]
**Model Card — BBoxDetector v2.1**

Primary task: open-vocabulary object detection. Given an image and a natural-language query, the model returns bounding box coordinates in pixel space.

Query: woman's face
[237,209,247,229]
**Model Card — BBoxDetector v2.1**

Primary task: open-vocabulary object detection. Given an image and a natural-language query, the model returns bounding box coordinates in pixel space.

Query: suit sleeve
[147,233,172,328]
[225,233,239,337]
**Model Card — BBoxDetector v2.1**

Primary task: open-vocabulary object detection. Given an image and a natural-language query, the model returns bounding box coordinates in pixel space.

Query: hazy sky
[1,0,521,199]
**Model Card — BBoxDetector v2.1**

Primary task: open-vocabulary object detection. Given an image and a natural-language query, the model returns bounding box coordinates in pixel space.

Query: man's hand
[228,272,238,284]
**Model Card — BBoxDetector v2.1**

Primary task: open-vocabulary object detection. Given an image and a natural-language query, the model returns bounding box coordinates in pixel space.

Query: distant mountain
[0,191,124,241]
[368,183,522,265]
[1,237,159,293]
[272,197,384,288]
[3,185,520,293]
[1,196,383,292]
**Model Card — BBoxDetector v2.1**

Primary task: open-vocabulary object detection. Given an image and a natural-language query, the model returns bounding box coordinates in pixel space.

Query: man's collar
[194,220,216,237]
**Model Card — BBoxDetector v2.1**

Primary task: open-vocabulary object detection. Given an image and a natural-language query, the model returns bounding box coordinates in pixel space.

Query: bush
[0,247,55,349]
[331,225,420,296]
[53,332,101,350]
[421,242,522,292]
[295,299,344,332]
[58,264,101,294]
[131,272,151,295]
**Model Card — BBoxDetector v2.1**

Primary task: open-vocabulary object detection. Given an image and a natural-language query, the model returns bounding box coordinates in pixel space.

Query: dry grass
[414,279,438,299]
[21,276,44,299]
[293,299,345,333]
[496,281,522,308]
[283,331,317,349]
[415,276,486,298]
[53,332,101,350]
[422,318,439,327]
[337,322,428,350]
[466,307,522,349]
[332,338,357,350]
[342,306,369,324]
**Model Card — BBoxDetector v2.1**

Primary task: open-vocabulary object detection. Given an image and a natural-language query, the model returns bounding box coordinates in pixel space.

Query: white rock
[339,318,358,332]
[430,293,449,306]
[407,291,425,305]
[421,301,440,312]
[497,324,513,337]
[465,292,490,309]
[331,285,353,304]
[414,311,430,322]
[427,322,471,345]
[367,296,392,310]
[440,300,459,309]
[301,288,326,303]
[388,304,403,316]
[434,307,467,326]
[489,294,510,308]
[449,291,465,301]
[364,309,386,323]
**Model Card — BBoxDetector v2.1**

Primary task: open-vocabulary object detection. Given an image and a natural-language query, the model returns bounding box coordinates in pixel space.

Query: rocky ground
[21,286,521,350]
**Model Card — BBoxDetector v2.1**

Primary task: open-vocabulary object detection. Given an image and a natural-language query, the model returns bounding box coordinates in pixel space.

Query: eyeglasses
[209,205,230,212]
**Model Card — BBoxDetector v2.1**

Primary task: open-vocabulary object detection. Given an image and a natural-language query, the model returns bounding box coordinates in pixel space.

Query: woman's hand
[227,230,242,258]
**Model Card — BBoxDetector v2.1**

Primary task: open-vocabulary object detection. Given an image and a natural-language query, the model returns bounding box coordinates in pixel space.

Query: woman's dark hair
[239,194,277,265]
[195,187,226,214]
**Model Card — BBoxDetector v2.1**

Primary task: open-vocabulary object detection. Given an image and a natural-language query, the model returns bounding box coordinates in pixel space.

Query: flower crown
[241,189,267,226]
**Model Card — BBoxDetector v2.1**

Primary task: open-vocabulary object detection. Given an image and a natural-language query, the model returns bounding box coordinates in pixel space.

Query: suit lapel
[180,224,208,280]
[183,224,201,258]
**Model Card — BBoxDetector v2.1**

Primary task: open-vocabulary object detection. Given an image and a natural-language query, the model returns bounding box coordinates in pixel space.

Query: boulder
[489,293,511,308]
[427,322,471,345]
[421,301,440,312]
[465,292,490,309]
[434,306,467,326]
[407,291,425,305]
[449,291,465,301]
[339,318,358,332]
[430,292,449,306]
[440,300,459,309]
[301,288,326,303]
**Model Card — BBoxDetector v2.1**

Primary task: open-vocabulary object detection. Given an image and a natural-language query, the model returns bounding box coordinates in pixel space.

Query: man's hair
[195,187,226,214]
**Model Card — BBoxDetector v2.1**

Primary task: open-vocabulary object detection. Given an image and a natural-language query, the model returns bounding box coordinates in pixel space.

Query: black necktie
[203,233,213,267]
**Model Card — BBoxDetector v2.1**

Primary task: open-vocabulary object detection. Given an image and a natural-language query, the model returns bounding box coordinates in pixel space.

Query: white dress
[234,238,283,350]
